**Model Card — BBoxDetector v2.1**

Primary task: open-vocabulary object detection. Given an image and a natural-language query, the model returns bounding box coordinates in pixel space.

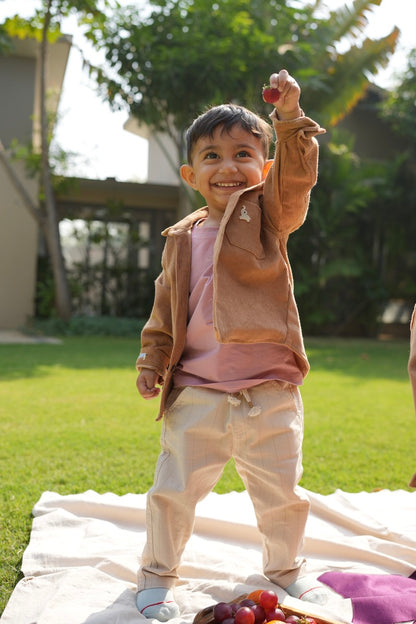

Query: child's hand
[267,69,302,121]
[136,369,162,400]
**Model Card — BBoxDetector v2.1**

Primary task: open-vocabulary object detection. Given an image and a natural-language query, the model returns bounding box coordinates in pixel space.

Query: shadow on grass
[0,336,410,382]
[0,337,139,380]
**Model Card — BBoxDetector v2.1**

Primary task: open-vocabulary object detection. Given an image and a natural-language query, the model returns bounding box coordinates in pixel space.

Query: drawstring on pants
[227,389,262,417]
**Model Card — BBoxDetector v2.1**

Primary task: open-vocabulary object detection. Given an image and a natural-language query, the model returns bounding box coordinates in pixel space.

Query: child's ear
[262,159,273,179]
[180,164,197,189]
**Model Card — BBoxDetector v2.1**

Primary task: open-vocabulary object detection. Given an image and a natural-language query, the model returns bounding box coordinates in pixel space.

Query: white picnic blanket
[1,487,416,624]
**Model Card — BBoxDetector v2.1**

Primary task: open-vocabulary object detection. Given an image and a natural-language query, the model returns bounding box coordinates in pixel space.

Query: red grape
[265,607,285,622]
[234,607,255,624]
[211,593,316,624]
[240,599,256,608]
[214,602,234,623]
[251,604,266,624]
[259,591,278,611]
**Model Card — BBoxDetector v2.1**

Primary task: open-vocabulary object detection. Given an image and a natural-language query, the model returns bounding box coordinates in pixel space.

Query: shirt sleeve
[136,247,174,378]
[262,110,326,235]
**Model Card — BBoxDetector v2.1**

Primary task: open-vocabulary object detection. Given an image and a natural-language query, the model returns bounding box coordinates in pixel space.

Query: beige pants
[138,380,309,590]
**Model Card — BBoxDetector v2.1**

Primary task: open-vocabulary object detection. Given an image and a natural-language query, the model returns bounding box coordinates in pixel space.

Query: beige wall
[0,55,36,144]
[123,116,180,186]
[0,54,39,328]
[0,163,38,328]
[0,36,70,329]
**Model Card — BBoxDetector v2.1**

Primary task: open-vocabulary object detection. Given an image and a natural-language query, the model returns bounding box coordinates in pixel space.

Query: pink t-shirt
[173,221,303,392]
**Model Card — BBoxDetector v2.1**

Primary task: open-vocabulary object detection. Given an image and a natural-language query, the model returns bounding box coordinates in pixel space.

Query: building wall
[337,103,409,161]
[123,116,180,186]
[0,55,35,144]
[147,134,179,186]
[0,55,39,328]
[0,36,70,329]
[0,163,38,328]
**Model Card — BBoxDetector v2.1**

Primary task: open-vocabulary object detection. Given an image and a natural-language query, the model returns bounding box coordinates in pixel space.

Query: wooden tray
[193,594,346,624]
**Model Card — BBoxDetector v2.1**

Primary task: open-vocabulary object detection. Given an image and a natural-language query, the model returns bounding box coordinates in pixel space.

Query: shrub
[26,315,147,337]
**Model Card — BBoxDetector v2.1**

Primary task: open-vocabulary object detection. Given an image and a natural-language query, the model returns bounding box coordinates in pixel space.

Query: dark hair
[184,104,273,163]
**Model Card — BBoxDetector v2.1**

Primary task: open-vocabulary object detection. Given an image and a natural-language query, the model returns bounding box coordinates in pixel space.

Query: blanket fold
[1,488,416,624]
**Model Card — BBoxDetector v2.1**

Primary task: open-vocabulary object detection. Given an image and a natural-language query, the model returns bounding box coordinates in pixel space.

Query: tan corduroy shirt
[137,111,325,419]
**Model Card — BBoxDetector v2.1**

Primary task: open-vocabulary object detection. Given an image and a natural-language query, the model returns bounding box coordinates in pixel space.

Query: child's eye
[204,152,219,160]
[236,150,251,158]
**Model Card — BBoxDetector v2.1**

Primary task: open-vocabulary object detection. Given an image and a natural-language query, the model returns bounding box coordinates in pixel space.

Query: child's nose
[220,159,238,173]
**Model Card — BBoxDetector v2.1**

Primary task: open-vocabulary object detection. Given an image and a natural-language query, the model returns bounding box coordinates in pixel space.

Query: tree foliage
[290,130,387,335]
[290,129,416,335]
[89,0,398,160]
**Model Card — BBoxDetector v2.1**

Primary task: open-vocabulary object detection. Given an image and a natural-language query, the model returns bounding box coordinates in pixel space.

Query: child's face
[180,124,266,222]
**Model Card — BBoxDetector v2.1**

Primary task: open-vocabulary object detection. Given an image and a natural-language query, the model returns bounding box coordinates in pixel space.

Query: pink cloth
[319,570,416,624]
[174,222,303,392]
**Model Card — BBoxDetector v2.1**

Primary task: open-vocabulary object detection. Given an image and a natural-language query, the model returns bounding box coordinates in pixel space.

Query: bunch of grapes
[212,590,317,624]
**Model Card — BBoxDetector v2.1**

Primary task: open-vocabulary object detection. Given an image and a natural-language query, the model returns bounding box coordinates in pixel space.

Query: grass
[1,335,415,614]
[300,337,415,493]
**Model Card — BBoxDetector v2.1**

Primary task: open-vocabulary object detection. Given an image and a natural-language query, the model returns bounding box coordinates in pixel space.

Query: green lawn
[1,335,415,614]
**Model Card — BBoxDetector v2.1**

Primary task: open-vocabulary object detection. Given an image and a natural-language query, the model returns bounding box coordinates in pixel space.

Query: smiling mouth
[214,182,245,188]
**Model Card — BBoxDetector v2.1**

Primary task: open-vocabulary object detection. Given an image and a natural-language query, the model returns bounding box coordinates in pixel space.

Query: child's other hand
[269,69,302,121]
[136,369,162,399]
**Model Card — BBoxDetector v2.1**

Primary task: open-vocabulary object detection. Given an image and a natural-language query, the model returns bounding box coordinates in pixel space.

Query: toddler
[135,70,327,620]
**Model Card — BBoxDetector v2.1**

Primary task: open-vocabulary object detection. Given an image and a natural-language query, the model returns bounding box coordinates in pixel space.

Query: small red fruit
[266,607,285,622]
[240,599,256,608]
[234,606,256,624]
[251,604,266,624]
[262,86,280,104]
[214,602,234,623]
[259,590,278,611]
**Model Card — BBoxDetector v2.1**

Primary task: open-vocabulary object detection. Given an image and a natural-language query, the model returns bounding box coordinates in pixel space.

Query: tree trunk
[0,141,44,226]
[40,1,72,321]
